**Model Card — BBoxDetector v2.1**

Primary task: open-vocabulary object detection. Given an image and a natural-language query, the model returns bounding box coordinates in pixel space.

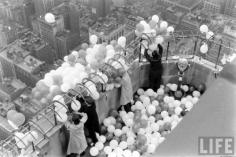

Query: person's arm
[158,44,163,57]
[144,48,151,62]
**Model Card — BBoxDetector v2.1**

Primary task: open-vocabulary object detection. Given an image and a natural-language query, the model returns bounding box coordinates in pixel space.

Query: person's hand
[81,113,88,123]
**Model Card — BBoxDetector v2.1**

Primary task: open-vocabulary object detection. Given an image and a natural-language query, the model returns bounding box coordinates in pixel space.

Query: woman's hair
[72,113,82,125]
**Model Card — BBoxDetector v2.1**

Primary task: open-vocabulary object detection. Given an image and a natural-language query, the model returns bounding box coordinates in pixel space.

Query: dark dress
[144,44,163,91]
[77,97,101,144]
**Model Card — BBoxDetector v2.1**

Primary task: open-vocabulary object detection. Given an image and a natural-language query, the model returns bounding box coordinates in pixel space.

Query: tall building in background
[221,0,236,17]
[37,14,64,52]
[91,0,112,18]
[33,0,64,17]
[203,0,221,14]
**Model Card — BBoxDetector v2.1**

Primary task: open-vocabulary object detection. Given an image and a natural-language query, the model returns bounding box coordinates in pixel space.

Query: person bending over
[144,44,163,91]
[66,112,88,157]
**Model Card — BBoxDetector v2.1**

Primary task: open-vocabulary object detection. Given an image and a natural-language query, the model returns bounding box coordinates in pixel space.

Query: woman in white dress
[65,112,88,157]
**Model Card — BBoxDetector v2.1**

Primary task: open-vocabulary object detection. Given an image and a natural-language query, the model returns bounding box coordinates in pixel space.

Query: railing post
[193,35,199,57]
[166,41,170,60]
[215,39,223,69]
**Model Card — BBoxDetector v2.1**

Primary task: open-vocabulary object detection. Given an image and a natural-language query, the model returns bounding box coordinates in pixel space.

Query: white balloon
[200,24,208,33]
[137,88,145,95]
[152,15,159,23]
[110,140,119,149]
[108,152,116,157]
[147,105,156,115]
[127,137,135,145]
[99,135,106,143]
[175,107,183,115]
[56,112,68,122]
[132,151,140,157]
[90,35,98,44]
[61,83,71,92]
[161,111,169,118]
[104,146,112,154]
[119,141,128,150]
[44,13,55,23]
[71,99,81,111]
[114,129,123,137]
[200,43,208,54]
[160,21,168,29]
[167,26,174,33]
[95,142,104,151]
[147,144,156,153]
[118,36,126,48]
[108,125,115,133]
[152,100,159,106]
[71,51,79,58]
[123,149,132,157]
[90,147,99,156]
[43,74,53,87]
[193,90,201,97]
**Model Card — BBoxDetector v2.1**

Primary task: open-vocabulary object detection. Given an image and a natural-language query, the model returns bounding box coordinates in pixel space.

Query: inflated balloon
[185,101,193,110]
[99,135,106,143]
[117,36,126,48]
[127,137,135,145]
[123,149,132,157]
[200,24,208,33]
[71,99,81,111]
[149,20,156,29]
[108,125,116,133]
[10,112,25,127]
[147,105,156,115]
[7,110,17,120]
[140,119,148,128]
[167,26,174,33]
[95,141,104,151]
[193,90,200,97]
[136,23,145,33]
[132,151,140,157]
[152,15,159,23]
[90,35,98,44]
[161,111,169,118]
[108,152,116,157]
[175,90,183,98]
[106,132,114,141]
[160,21,168,29]
[56,112,67,122]
[67,54,77,65]
[114,129,122,137]
[61,83,71,92]
[200,43,208,54]
[175,106,183,115]
[157,88,164,95]
[119,141,128,150]
[90,147,99,156]
[109,140,119,149]
[104,146,112,154]
[198,83,206,94]
[44,13,55,23]
[147,144,156,153]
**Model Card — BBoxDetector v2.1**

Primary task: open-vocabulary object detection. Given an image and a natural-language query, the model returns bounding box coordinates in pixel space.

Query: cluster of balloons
[135,14,175,51]
[91,83,203,157]
[32,35,130,106]
[7,110,26,129]
[199,24,215,54]
[14,130,39,149]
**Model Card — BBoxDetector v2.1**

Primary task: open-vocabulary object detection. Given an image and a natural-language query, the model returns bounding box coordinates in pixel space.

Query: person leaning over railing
[144,44,163,91]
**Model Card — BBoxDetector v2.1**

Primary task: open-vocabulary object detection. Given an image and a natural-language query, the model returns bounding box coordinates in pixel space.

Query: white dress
[120,72,133,106]
[66,116,88,155]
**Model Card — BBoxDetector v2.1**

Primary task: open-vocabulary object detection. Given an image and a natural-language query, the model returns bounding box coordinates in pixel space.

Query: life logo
[198,137,234,156]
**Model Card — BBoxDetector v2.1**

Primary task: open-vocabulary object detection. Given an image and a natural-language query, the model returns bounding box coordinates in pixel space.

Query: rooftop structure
[0,78,26,102]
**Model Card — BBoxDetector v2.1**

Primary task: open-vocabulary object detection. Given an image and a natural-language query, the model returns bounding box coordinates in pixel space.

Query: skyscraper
[90,0,112,18]
[37,14,64,51]
[33,0,64,17]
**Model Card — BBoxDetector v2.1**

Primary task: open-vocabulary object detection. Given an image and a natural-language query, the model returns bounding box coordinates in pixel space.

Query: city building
[18,30,55,64]
[125,15,143,45]
[56,30,80,59]
[90,0,112,18]
[161,6,185,25]
[112,0,126,7]
[51,2,81,34]
[0,41,44,87]
[37,14,64,52]
[221,0,236,17]
[33,0,64,17]
[157,0,201,13]
[89,17,126,43]
[202,0,221,14]
[0,78,26,102]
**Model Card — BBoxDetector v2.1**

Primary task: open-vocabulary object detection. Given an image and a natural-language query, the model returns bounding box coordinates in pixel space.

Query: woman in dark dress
[144,44,163,91]
[77,96,101,145]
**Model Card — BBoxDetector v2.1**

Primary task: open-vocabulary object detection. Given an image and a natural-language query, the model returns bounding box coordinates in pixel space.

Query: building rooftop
[90,17,123,36]
[0,41,44,73]
[0,78,26,96]
[18,30,48,51]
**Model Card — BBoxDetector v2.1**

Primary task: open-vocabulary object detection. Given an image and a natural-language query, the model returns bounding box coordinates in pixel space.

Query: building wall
[0,55,15,79]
